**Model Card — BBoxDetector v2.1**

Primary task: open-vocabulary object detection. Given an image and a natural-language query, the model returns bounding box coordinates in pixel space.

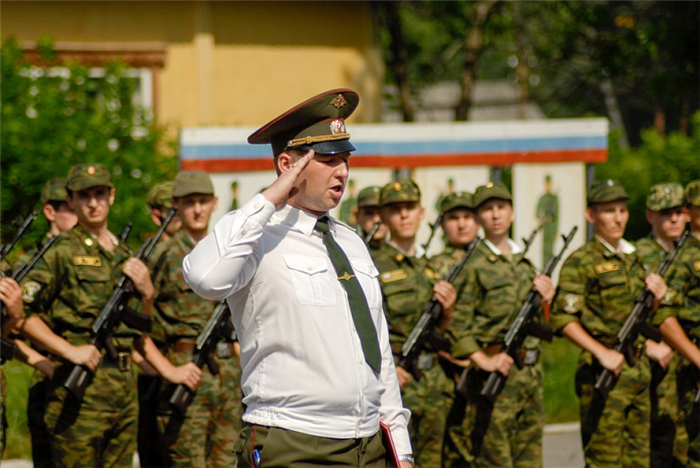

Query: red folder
[380,422,401,468]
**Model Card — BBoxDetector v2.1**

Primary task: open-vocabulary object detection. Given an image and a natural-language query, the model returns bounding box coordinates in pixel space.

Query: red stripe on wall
[181,149,607,173]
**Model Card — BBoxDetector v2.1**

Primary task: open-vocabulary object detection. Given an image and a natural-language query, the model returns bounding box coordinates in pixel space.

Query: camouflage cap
[66,163,113,191]
[357,186,381,208]
[440,191,474,214]
[172,170,214,198]
[473,182,512,208]
[379,179,421,207]
[646,182,684,211]
[248,89,359,156]
[587,179,628,205]
[147,181,174,209]
[41,177,68,204]
[685,179,700,207]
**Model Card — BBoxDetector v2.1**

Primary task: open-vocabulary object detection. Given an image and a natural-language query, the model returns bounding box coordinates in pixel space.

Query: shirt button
[254,203,261,209]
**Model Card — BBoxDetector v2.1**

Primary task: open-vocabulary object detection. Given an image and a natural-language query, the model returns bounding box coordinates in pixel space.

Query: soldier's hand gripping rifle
[0,211,46,362]
[364,221,382,245]
[595,227,691,400]
[421,214,444,253]
[479,226,578,402]
[64,208,178,400]
[399,237,481,381]
[169,300,235,412]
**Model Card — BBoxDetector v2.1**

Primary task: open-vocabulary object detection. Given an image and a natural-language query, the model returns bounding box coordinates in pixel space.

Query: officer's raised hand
[263,149,315,211]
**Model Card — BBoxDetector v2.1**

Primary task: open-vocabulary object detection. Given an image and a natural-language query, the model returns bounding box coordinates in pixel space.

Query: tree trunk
[600,76,629,149]
[455,0,501,121]
[384,1,415,122]
[654,101,666,136]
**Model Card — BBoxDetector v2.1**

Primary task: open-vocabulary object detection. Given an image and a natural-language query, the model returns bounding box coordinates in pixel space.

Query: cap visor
[307,139,356,155]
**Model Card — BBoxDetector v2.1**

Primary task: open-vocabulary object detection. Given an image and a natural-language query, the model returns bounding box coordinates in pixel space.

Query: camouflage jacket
[451,240,540,359]
[371,242,436,354]
[151,230,219,343]
[20,224,140,347]
[655,234,700,339]
[551,237,648,343]
[429,244,472,348]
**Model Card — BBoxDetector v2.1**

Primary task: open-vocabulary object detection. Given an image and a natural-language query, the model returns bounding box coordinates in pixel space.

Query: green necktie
[315,216,381,373]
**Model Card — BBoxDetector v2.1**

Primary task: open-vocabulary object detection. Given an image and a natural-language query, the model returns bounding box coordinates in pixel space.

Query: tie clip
[338,272,356,281]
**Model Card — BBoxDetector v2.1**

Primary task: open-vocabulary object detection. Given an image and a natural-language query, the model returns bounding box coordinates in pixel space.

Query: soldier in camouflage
[354,185,387,253]
[656,179,700,467]
[636,183,688,467]
[143,170,242,467]
[551,179,670,468]
[373,179,457,467]
[22,177,77,468]
[18,163,158,467]
[426,191,482,466]
[447,182,554,468]
[0,271,24,457]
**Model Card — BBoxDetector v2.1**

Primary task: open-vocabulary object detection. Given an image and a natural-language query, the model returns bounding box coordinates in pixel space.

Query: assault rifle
[64,208,178,400]
[521,223,543,258]
[364,221,382,245]
[0,210,38,264]
[169,300,235,412]
[595,228,691,400]
[694,386,700,405]
[479,226,578,402]
[399,237,481,381]
[421,214,444,253]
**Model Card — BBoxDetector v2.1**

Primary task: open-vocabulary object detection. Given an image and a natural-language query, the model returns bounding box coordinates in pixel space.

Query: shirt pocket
[477,270,515,317]
[283,254,336,307]
[73,265,112,314]
[597,270,628,312]
[350,257,382,311]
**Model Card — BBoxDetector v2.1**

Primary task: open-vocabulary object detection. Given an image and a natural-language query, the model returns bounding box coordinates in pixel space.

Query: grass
[541,337,581,424]
[3,360,33,460]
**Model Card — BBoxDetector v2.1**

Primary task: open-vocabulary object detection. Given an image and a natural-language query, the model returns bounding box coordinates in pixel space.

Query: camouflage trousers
[401,357,454,468]
[650,355,688,468]
[1,365,5,457]
[676,360,700,467]
[28,369,54,467]
[575,351,650,468]
[444,362,544,468]
[45,361,137,468]
[158,349,243,468]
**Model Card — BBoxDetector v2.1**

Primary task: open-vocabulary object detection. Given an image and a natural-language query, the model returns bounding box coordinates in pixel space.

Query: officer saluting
[184,89,413,467]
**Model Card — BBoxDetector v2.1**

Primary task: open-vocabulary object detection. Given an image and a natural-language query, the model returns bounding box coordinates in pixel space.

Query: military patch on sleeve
[694,261,700,272]
[424,268,440,280]
[594,262,620,275]
[661,288,678,306]
[72,255,102,267]
[380,269,408,283]
[562,293,582,314]
[22,281,42,303]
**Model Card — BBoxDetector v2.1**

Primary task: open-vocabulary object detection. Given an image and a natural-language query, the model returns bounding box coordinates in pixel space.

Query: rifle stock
[478,226,578,402]
[169,301,234,412]
[399,238,481,381]
[594,228,691,400]
[421,214,443,253]
[64,208,178,400]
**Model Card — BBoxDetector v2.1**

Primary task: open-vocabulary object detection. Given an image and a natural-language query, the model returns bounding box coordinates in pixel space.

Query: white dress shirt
[184,193,412,455]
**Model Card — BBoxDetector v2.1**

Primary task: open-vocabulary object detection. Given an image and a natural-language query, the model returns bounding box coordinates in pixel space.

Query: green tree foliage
[1,36,178,252]
[599,112,700,240]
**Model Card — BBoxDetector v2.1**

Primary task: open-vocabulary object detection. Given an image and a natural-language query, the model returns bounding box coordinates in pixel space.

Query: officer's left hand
[0,277,24,320]
[645,273,668,304]
[434,281,456,329]
[533,275,555,304]
[645,340,674,369]
[123,258,155,300]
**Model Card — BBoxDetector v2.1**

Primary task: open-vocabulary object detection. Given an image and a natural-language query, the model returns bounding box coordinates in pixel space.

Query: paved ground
[3,423,584,468]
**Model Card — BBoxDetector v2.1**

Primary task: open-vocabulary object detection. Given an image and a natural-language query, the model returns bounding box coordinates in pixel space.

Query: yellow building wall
[1,1,383,127]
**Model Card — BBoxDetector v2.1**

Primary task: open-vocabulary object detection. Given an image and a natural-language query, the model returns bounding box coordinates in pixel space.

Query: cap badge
[330,94,348,109]
[87,166,96,175]
[606,179,614,186]
[329,119,346,135]
[393,182,402,191]
[486,182,494,188]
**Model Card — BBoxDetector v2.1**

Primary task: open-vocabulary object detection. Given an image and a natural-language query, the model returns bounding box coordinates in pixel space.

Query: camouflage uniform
[447,238,545,468]
[21,223,140,468]
[552,236,652,468]
[152,228,242,467]
[373,179,452,467]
